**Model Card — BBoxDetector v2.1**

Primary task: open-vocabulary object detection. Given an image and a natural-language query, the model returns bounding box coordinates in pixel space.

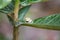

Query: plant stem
[13,0,20,40]
[14,0,20,21]
[13,26,19,40]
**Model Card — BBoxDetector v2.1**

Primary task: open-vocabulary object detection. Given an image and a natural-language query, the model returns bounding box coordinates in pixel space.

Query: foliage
[0,0,12,9]
[22,14,60,30]
[20,0,48,6]
[0,0,60,33]
[0,0,60,40]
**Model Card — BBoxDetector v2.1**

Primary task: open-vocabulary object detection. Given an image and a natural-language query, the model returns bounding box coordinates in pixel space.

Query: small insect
[25,17,33,23]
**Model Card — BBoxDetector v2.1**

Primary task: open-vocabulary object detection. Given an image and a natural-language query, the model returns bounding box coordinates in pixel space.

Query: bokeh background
[0,0,60,40]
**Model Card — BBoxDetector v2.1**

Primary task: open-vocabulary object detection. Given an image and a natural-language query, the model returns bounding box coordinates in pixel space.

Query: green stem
[13,0,20,40]
[21,23,60,31]
[14,0,20,21]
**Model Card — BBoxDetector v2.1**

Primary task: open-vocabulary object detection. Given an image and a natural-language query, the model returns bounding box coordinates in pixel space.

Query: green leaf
[20,0,48,6]
[18,5,31,21]
[0,0,14,14]
[21,14,60,30]
[0,0,12,9]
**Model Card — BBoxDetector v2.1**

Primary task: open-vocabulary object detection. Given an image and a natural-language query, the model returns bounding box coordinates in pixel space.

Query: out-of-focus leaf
[18,5,31,21]
[0,0,12,9]
[20,0,48,6]
[0,33,7,40]
[21,14,60,30]
[0,0,14,14]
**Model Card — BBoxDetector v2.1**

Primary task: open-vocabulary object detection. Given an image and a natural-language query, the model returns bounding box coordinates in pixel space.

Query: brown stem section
[13,0,20,40]
[13,26,19,40]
